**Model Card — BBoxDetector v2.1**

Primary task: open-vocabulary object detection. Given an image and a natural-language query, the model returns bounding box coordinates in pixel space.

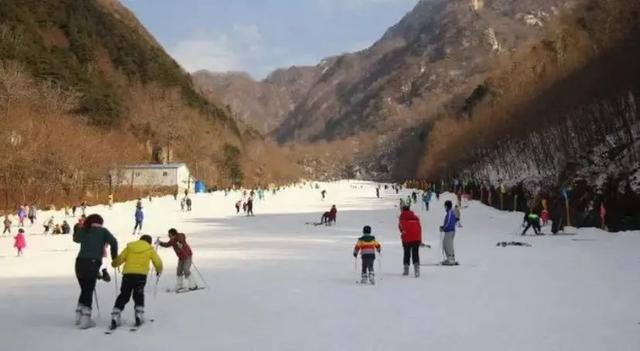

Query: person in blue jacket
[133,207,144,235]
[439,200,459,266]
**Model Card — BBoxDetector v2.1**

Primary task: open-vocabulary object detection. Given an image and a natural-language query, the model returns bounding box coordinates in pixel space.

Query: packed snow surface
[0,181,638,350]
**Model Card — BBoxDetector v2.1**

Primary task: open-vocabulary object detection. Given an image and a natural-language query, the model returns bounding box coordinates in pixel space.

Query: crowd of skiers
[234,189,263,216]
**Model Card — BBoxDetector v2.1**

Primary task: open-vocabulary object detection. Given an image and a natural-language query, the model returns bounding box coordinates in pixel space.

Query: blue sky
[121,0,419,79]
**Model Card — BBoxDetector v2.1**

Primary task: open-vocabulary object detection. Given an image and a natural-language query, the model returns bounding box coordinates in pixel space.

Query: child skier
[521,210,542,236]
[157,228,197,291]
[110,235,163,329]
[17,206,26,227]
[3,215,11,234]
[133,207,144,235]
[353,225,381,285]
[14,228,26,256]
[541,208,550,226]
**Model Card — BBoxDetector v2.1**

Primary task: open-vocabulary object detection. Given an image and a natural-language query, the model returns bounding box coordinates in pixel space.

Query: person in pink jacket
[14,228,26,256]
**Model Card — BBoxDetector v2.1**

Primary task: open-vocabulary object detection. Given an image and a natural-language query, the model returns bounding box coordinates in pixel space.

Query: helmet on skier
[363,225,372,234]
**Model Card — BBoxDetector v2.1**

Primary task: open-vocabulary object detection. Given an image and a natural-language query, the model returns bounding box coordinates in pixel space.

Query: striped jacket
[353,235,381,256]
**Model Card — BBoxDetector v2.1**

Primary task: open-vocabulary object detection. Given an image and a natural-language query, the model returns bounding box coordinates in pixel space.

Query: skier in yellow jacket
[110,235,163,329]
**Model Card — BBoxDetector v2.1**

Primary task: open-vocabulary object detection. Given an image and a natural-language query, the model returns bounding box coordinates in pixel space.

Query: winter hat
[363,225,372,234]
[85,214,104,227]
[18,228,24,233]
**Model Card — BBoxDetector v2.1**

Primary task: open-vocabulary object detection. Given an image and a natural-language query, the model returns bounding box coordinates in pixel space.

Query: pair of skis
[104,319,154,334]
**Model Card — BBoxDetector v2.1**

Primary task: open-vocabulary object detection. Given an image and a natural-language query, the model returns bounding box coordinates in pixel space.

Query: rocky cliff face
[274,0,573,143]
[419,0,640,230]
[193,65,323,134]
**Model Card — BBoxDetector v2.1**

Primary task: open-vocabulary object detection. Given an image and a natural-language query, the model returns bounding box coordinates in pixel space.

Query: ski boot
[368,272,375,285]
[360,274,368,284]
[414,265,420,278]
[187,275,199,291]
[110,308,122,330]
[175,276,185,292]
[74,304,83,326]
[78,306,95,329]
[134,305,144,326]
[402,265,409,276]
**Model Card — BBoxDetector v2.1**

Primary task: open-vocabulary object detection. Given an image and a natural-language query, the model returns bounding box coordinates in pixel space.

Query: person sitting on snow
[328,205,337,224]
[353,225,381,285]
[157,228,197,292]
[110,235,162,329]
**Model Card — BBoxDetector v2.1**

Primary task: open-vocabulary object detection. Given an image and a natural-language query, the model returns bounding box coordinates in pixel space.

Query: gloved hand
[154,237,160,245]
[439,226,444,232]
[353,252,357,258]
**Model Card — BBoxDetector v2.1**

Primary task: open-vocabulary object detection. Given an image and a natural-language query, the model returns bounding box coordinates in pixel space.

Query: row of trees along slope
[419,0,640,231]
[0,0,300,210]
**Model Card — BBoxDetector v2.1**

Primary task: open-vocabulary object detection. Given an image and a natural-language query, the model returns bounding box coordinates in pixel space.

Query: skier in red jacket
[157,228,197,291]
[398,205,422,277]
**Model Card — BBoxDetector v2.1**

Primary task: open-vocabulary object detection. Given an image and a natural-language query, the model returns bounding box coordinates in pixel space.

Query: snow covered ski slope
[0,181,638,350]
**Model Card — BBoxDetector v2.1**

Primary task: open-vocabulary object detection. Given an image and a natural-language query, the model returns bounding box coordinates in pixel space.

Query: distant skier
[28,204,37,225]
[133,207,144,235]
[235,200,241,214]
[247,196,254,216]
[440,200,459,265]
[185,197,192,212]
[157,228,197,291]
[329,205,337,224]
[180,197,186,211]
[321,189,327,200]
[521,210,542,236]
[541,208,550,226]
[3,215,11,234]
[376,187,380,198]
[17,205,26,227]
[43,216,54,234]
[399,205,422,277]
[411,192,418,204]
[108,194,114,209]
[80,201,87,216]
[62,220,71,234]
[353,225,381,285]
[110,235,162,329]
[422,191,431,211]
[73,214,118,329]
[14,228,26,256]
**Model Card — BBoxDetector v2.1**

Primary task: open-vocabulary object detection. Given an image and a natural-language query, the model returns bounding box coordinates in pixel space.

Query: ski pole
[153,274,160,298]
[93,289,100,316]
[440,230,446,262]
[191,261,209,289]
[377,251,382,281]
[113,267,119,294]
